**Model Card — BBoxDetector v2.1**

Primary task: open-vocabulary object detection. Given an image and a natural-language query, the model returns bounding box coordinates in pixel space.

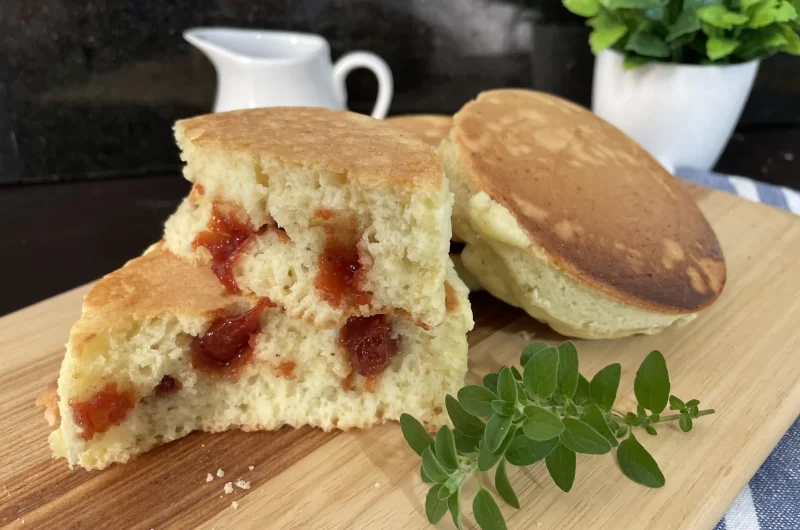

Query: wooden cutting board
[1,184,799,530]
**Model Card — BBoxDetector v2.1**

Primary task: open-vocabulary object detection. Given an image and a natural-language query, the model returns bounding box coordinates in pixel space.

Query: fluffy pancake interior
[50,247,473,470]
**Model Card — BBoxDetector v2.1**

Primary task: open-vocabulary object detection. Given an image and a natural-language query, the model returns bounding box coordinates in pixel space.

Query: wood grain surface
[1,184,799,530]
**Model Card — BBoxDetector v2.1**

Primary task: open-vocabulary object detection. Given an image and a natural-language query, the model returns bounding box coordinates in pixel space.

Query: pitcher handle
[332,52,393,119]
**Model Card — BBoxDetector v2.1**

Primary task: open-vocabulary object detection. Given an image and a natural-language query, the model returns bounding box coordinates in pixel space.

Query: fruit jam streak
[71,383,136,441]
[339,314,399,377]
[192,204,263,294]
[191,298,276,379]
[314,228,372,308]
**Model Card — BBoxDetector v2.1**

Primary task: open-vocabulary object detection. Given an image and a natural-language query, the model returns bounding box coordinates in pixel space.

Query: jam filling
[191,298,275,378]
[154,375,182,396]
[314,229,372,308]
[277,361,296,379]
[192,204,263,294]
[339,315,399,377]
[71,383,135,441]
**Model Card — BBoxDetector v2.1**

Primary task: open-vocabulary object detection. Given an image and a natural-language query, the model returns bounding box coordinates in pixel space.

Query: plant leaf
[617,433,666,488]
[473,489,508,530]
[435,426,459,472]
[545,442,577,492]
[523,346,560,398]
[565,0,602,16]
[707,37,741,59]
[511,366,523,381]
[780,25,800,54]
[520,341,549,366]
[616,425,629,438]
[400,413,434,456]
[684,399,700,408]
[634,350,671,414]
[446,394,486,438]
[667,9,701,41]
[522,405,565,441]
[478,428,516,471]
[458,385,499,417]
[495,459,521,509]
[623,54,653,69]
[485,414,514,452]
[669,395,686,410]
[448,486,463,530]
[697,4,749,30]
[645,425,658,436]
[453,430,481,453]
[573,374,593,405]
[625,30,671,57]
[492,400,517,417]
[749,0,797,29]
[497,367,519,404]
[421,463,434,483]
[581,404,619,447]
[483,372,500,395]
[426,485,450,524]
[680,413,694,432]
[590,363,621,411]
[556,341,580,399]
[505,435,559,466]
[605,0,668,8]
[560,418,613,454]
[590,26,629,53]
[422,447,450,483]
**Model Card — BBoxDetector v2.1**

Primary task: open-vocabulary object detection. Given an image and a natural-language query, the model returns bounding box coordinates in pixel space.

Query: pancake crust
[177,107,442,189]
[387,115,453,146]
[451,89,725,313]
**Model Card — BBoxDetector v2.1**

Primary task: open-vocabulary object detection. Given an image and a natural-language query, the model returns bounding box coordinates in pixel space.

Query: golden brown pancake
[386,115,452,147]
[449,90,725,314]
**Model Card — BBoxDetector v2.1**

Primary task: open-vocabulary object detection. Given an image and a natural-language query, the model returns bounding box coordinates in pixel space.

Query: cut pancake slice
[165,107,453,329]
[439,89,726,339]
[45,245,472,470]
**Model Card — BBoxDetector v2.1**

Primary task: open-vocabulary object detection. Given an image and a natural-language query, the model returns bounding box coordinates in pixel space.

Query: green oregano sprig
[400,341,715,530]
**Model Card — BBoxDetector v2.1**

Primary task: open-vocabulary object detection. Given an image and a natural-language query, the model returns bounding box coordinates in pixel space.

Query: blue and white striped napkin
[675,168,800,530]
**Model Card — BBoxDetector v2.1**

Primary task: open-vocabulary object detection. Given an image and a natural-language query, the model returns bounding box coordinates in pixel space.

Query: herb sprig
[401,341,715,530]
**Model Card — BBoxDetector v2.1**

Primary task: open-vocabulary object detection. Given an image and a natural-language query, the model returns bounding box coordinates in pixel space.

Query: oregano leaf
[520,341,549,366]
[522,405,565,441]
[617,433,665,488]
[400,413,434,456]
[545,442,577,492]
[497,367,518,404]
[556,341,580,398]
[422,447,450,483]
[581,404,619,447]
[669,395,685,411]
[426,485,449,524]
[495,459,521,509]
[446,394,486,438]
[458,385,499,417]
[473,489,508,530]
[491,400,517,417]
[634,350,670,414]
[435,426,459,472]
[453,430,481,453]
[523,345,560,399]
[506,435,559,466]
[448,486,463,530]
[590,363,621,411]
[680,413,693,432]
[485,414,514,452]
[477,428,516,471]
[560,418,613,454]
[483,373,500,395]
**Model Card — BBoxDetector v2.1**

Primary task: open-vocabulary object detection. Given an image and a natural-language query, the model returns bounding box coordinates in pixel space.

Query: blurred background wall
[2,0,799,185]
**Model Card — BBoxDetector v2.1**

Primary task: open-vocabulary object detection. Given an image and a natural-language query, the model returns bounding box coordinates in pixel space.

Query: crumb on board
[231,501,239,510]
[374,482,380,488]
[224,482,234,494]
[206,473,214,483]
[235,479,251,490]
[216,468,225,478]
[785,152,795,161]
[518,330,534,341]
[248,465,255,471]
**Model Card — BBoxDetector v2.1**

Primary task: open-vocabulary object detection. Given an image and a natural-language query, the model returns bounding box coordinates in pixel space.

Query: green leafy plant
[560,0,800,67]
[401,341,715,530]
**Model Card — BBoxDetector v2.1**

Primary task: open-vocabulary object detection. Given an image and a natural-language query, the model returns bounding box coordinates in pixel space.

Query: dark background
[2,0,799,315]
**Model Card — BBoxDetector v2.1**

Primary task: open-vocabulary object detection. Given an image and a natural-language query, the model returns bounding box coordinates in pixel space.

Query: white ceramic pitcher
[184,27,394,118]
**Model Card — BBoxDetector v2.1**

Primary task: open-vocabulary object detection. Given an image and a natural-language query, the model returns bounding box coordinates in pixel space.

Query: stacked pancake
[438,89,725,339]
[44,108,473,470]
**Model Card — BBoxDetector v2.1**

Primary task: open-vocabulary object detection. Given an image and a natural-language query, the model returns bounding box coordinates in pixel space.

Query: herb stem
[653,409,715,423]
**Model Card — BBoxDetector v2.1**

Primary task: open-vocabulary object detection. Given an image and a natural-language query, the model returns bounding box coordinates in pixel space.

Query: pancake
[43,245,472,470]
[386,115,452,147]
[166,107,454,329]
[439,89,725,338]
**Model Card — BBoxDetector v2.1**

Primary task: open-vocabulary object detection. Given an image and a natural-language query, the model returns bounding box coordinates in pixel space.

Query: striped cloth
[676,168,800,530]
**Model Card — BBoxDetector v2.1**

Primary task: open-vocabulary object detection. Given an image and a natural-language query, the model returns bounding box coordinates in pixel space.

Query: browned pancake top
[451,89,725,313]
[386,115,452,147]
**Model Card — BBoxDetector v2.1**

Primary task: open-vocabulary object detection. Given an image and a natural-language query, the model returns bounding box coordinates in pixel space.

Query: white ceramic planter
[592,50,759,172]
